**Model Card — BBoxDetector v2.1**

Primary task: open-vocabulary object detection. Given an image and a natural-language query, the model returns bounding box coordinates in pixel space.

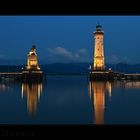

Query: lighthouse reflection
[21,82,43,116]
[88,80,140,124]
[89,81,112,124]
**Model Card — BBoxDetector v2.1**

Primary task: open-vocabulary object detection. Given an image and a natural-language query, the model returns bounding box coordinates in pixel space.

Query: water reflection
[0,83,9,91]
[89,81,112,124]
[89,80,140,124]
[1,75,140,124]
[116,81,140,89]
[107,81,140,89]
[0,81,14,92]
[21,82,43,116]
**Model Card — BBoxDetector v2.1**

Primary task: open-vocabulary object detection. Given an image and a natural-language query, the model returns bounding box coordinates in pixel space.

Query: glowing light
[25,46,41,71]
[106,82,112,99]
[93,82,105,124]
[21,82,43,116]
[21,83,24,99]
[93,25,105,70]
[88,81,92,100]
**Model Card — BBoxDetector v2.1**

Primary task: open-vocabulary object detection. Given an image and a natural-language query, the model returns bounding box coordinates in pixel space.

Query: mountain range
[0,63,140,74]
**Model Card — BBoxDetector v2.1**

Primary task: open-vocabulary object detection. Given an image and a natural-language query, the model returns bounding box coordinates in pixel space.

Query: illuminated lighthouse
[93,24,105,71]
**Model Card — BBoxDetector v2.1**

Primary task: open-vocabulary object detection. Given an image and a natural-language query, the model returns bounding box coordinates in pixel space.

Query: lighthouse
[90,24,109,81]
[93,24,105,71]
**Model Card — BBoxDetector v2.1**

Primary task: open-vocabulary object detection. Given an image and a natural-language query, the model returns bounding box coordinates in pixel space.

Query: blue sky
[0,16,140,64]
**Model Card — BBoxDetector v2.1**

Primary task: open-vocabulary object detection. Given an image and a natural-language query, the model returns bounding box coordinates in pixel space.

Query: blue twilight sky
[0,16,140,65]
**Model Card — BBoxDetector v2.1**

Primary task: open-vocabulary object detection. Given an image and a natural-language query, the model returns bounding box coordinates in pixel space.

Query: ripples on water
[0,76,140,124]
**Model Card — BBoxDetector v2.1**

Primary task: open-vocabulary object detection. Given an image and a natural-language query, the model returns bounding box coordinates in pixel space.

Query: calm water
[0,75,140,124]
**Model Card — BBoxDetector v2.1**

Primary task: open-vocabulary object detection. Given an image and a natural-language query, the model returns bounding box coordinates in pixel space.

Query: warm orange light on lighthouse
[93,24,105,70]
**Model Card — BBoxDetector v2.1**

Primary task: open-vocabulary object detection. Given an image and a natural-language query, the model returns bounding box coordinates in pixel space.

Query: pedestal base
[22,70,44,82]
[90,70,115,81]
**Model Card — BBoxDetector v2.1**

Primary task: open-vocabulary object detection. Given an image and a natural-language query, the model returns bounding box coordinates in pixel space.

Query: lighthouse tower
[93,24,105,71]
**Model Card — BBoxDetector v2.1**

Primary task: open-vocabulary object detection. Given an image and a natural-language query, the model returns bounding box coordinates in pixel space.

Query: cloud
[47,47,73,59]
[0,54,5,58]
[106,54,130,64]
[74,53,80,58]
[78,48,87,54]
[47,47,89,62]
[111,55,120,63]
[105,54,120,64]
[122,56,130,63]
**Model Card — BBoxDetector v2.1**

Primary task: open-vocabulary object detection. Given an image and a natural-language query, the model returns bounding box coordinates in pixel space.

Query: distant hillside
[42,63,140,74]
[0,63,140,74]
[0,65,23,72]
[106,63,140,74]
[41,63,91,75]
